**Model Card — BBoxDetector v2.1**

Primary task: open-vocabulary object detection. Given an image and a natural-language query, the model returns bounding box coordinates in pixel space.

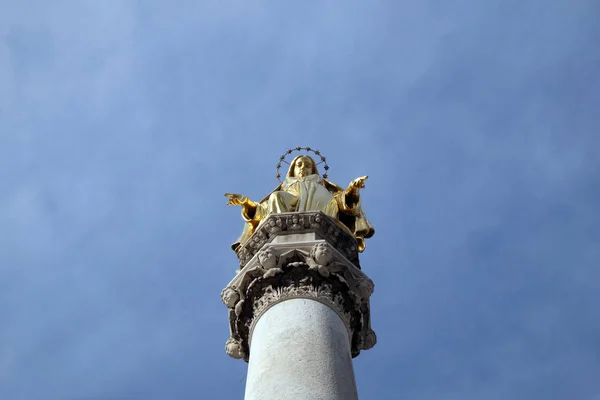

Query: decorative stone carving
[220,286,240,308]
[356,277,375,299]
[286,214,305,230]
[257,248,279,270]
[311,242,333,265]
[307,243,332,277]
[225,337,244,359]
[264,217,283,234]
[362,329,377,350]
[234,211,361,268]
[222,212,376,362]
[308,212,325,229]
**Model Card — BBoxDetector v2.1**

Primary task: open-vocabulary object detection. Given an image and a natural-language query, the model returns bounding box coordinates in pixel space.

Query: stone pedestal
[221,211,376,400]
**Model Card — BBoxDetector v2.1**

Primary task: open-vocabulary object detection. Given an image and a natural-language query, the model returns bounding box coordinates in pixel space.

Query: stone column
[221,212,376,400]
[245,298,357,399]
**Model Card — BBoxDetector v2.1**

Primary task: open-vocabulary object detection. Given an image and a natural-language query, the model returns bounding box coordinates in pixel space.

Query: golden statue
[225,147,375,252]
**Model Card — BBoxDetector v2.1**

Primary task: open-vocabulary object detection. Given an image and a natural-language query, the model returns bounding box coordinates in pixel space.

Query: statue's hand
[348,176,368,191]
[224,193,249,206]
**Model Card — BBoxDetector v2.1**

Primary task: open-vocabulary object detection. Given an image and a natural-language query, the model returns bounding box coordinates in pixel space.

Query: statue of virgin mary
[225,154,374,252]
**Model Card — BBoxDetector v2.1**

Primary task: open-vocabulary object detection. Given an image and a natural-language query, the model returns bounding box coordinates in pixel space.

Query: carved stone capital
[222,213,376,362]
[234,211,360,268]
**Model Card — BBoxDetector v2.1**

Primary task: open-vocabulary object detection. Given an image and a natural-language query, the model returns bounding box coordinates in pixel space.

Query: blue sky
[1,1,599,399]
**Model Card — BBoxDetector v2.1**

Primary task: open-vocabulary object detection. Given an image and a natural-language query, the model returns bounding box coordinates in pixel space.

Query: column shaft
[244,298,358,400]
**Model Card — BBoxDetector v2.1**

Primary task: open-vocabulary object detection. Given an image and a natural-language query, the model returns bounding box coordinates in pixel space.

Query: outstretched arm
[344,176,368,206]
[224,193,259,220]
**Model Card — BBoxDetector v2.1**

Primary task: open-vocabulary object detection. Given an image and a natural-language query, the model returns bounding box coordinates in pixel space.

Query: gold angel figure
[225,154,375,252]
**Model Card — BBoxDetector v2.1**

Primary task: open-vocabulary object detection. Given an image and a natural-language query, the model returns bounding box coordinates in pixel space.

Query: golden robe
[232,173,374,252]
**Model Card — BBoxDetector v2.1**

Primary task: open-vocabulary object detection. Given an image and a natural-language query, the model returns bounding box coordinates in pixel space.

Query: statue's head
[287,155,318,178]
